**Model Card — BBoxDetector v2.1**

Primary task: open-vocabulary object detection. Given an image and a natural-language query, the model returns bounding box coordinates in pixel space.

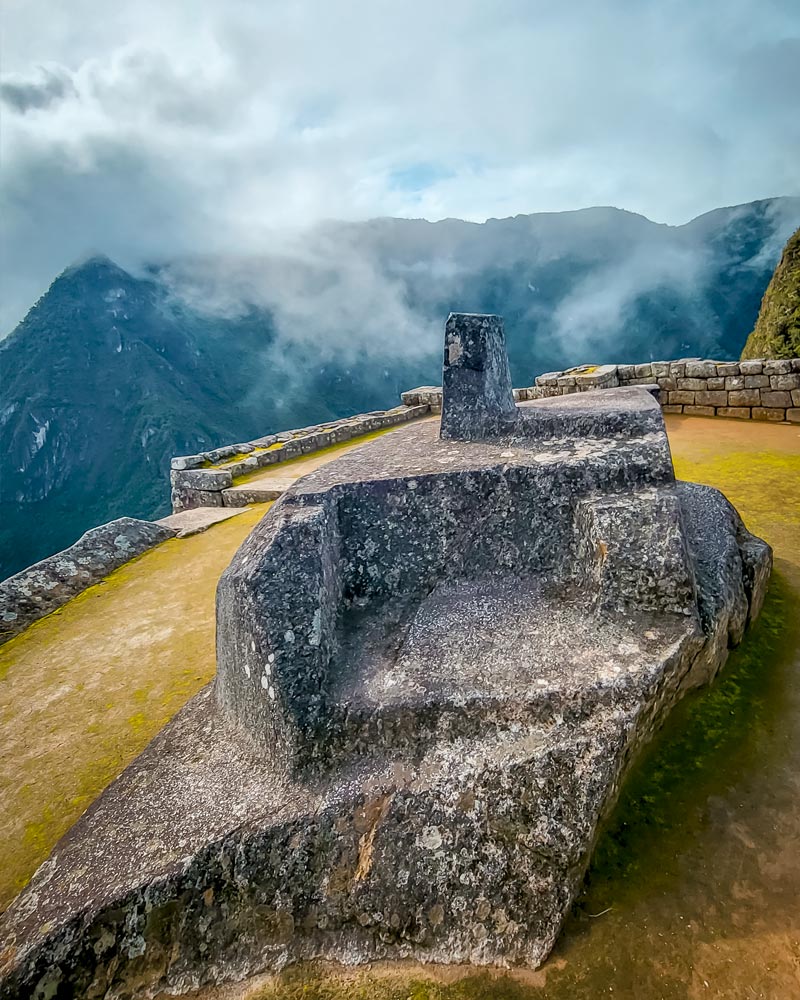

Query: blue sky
[1,0,799,331]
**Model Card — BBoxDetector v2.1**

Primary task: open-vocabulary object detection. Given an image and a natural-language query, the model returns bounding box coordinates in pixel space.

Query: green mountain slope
[741,227,800,360]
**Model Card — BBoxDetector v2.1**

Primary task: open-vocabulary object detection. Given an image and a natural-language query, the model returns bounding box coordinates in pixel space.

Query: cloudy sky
[2,0,799,333]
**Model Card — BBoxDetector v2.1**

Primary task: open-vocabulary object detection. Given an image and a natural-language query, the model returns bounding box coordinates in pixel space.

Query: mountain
[741,226,800,359]
[2,197,799,579]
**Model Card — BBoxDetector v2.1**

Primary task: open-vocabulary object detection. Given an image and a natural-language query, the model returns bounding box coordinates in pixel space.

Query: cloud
[1,0,799,333]
[0,65,76,112]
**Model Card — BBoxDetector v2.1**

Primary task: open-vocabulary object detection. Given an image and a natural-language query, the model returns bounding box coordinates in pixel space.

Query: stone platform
[0,315,771,999]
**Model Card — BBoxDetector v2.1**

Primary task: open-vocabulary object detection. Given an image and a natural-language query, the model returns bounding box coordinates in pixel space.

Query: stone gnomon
[0,315,771,998]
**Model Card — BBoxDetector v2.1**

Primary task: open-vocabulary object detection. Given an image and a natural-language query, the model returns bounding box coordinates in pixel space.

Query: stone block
[677,378,706,390]
[793,389,800,406]
[751,407,786,421]
[728,389,762,407]
[793,359,800,373]
[657,376,677,391]
[669,362,686,377]
[170,468,233,492]
[715,362,740,376]
[441,314,517,439]
[685,361,717,378]
[616,364,635,380]
[171,486,226,513]
[770,373,800,390]
[760,390,792,408]
[695,390,728,407]
[764,359,792,375]
[744,375,769,389]
[787,409,800,423]
[739,360,764,375]
[170,453,208,471]
[717,407,751,420]
[634,363,653,378]
[671,390,696,405]
[725,376,745,390]
[706,377,725,390]
[683,404,715,417]
[662,404,683,414]
[651,362,671,377]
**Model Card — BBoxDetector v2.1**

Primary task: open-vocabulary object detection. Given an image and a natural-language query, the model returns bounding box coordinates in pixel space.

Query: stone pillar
[440,313,518,440]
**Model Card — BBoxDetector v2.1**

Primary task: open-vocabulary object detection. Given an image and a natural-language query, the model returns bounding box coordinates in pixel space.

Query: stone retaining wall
[0,518,176,644]
[404,357,800,424]
[169,403,430,512]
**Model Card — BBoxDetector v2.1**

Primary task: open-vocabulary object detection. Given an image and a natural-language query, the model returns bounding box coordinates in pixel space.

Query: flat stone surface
[156,506,251,537]
[222,478,298,506]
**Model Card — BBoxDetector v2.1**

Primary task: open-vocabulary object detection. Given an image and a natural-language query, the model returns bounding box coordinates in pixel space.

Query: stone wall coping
[170,402,432,513]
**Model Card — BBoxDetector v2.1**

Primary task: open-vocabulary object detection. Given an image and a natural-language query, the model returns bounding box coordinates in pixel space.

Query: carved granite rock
[0,314,771,998]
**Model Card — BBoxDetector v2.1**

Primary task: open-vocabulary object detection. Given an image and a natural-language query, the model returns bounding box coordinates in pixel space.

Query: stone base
[0,391,772,998]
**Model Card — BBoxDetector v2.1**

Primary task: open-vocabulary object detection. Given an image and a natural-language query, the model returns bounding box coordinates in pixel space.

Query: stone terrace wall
[169,403,430,512]
[403,358,800,424]
[617,358,800,421]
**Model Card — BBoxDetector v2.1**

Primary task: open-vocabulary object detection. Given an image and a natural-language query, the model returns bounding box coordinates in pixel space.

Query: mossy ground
[0,505,271,909]
[2,415,799,998]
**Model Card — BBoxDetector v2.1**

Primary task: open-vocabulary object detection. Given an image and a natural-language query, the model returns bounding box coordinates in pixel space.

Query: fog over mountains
[2,195,799,579]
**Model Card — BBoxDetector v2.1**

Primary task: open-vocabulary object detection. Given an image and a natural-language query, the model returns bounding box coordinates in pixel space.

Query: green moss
[579,570,799,909]
[741,226,800,359]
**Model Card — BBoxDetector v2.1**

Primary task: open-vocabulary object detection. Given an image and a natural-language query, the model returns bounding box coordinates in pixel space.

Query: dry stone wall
[169,403,430,512]
[404,358,800,424]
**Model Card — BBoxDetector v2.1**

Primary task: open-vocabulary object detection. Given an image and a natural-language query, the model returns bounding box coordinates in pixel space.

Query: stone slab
[222,479,298,506]
[155,506,251,538]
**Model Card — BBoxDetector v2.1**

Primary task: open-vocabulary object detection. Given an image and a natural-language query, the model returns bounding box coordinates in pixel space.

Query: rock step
[155,506,251,538]
[221,478,298,506]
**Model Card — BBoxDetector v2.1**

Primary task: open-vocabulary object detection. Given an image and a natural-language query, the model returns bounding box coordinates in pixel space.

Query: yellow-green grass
[0,505,270,910]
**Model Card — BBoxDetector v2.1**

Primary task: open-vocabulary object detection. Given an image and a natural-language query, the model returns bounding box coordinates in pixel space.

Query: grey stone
[440,314,517,439]
[0,316,772,998]
[170,468,233,492]
[739,360,764,375]
[763,359,792,375]
[695,390,728,407]
[0,518,176,644]
[743,375,768,389]
[770,373,800,391]
[728,389,762,407]
[170,453,209,471]
[760,390,792,408]
[685,361,717,378]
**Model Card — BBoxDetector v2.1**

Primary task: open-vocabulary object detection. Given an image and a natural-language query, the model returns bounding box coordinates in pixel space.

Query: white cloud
[1,0,799,332]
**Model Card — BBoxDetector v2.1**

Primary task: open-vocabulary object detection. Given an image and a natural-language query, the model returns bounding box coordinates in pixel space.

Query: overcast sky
[2,0,799,333]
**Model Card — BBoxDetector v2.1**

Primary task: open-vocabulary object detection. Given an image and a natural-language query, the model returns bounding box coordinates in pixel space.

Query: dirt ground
[2,414,799,998]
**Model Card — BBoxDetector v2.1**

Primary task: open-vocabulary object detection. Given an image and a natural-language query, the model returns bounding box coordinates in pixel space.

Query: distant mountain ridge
[2,196,799,579]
